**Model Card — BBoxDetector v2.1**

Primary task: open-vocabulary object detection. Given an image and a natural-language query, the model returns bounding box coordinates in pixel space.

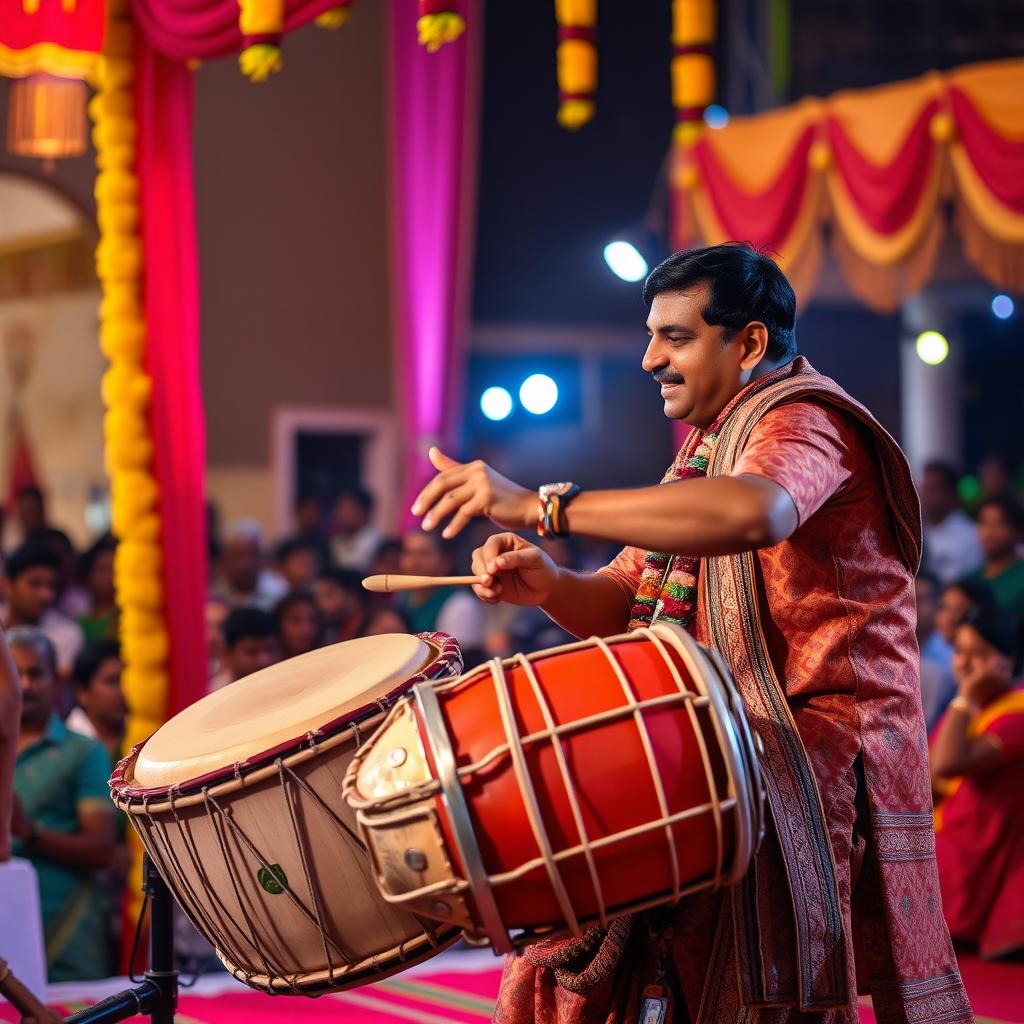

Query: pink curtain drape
[135,40,207,715]
[130,0,338,61]
[388,0,481,524]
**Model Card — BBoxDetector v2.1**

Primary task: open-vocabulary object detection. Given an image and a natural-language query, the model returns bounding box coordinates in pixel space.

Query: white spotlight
[480,386,513,421]
[915,330,949,366]
[519,374,558,415]
[603,240,648,283]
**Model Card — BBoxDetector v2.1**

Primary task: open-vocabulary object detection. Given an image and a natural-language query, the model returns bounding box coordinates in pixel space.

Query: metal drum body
[345,623,763,953]
[111,633,463,994]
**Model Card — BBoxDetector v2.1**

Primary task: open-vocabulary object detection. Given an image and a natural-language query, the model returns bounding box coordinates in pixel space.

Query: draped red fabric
[825,99,940,234]
[130,0,339,61]
[949,86,1024,214]
[692,125,815,251]
[134,41,208,716]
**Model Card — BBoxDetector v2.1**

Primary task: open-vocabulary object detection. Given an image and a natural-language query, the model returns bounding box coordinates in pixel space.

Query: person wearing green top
[8,627,116,982]
[964,497,1024,618]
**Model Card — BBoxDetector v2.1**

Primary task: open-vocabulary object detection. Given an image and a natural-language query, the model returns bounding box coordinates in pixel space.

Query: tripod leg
[142,855,178,1024]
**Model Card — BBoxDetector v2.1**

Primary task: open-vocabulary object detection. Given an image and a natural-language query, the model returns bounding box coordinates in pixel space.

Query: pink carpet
[3,951,1021,1022]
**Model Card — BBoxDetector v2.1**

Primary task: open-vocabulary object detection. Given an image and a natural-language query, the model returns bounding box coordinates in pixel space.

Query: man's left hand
[412,448,535,539]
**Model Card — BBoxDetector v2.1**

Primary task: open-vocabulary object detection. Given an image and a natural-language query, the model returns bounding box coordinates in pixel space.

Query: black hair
[642,243,797,363]
[78,533,117,585]
[922,461,961,494]
[317,567,364,593]
[944,577,997,615]
[72,639,121,689]
[5,542,61,581]
[222,607,277,648]
[960,605,1024,676]
[15,485,44,506]
[336,486,374,514]
[276,536,317,563]
[978,496,1024,534]
[274,589,317,624]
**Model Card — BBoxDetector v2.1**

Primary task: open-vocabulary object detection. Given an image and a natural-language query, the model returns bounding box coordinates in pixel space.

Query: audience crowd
[1,455,1023,982]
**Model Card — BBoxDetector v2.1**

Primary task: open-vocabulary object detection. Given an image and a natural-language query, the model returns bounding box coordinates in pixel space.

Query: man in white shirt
[920,461,983,585]
[212,520,288,610]
[330,487,382,573]
[1,543,83,679]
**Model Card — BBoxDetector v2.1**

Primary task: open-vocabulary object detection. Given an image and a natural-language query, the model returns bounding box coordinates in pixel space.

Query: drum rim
[216,925,463,994]
[110,632,461,804]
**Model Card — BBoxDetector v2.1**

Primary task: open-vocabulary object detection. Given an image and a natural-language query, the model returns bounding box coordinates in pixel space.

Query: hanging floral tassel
[554,0,596,130]
[671,0,716,146]
[238,0,285,82]
[315,1,354,30]
[417,0,465,53]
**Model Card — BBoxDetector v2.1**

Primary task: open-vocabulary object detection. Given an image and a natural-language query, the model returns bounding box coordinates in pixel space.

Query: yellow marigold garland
[91,0,169,925]
[554,0,596,130]
[671,0,717,146]
[417,1,465,53]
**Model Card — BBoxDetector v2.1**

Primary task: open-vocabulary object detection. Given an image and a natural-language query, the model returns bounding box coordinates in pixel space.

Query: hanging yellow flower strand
[554,0,597,130]
[671,0,716,146]
[418,0,465,52]
[238,0,355,83]
[90,0,169,924]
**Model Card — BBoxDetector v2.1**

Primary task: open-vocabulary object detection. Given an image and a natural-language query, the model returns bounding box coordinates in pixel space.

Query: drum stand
[65,856,178,1024]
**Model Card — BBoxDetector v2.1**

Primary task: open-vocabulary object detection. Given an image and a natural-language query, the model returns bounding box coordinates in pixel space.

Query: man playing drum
[411,244,971,1024]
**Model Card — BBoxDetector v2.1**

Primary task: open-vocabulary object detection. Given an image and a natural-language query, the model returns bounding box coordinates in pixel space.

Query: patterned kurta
[495,359,971,1024]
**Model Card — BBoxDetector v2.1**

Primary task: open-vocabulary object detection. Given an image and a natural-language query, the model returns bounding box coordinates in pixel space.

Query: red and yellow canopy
[0,0,105,81]
[672,58,1024,309]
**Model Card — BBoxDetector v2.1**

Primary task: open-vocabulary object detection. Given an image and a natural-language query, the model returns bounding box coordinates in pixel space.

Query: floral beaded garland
[627,431,718,631]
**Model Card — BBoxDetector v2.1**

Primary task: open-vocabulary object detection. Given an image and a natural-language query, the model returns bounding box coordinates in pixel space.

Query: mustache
[653,370,684,386]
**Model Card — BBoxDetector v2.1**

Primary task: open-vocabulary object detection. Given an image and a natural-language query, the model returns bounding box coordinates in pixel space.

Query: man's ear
[739,321,770,370]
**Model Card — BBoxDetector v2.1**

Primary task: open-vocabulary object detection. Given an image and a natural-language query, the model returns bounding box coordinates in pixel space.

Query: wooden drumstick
[362,574,485,593]
[0,958,64,1024]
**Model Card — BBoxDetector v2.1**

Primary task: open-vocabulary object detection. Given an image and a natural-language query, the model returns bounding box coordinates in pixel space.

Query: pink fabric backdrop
[135,40,208,715]
[388,0,481,525]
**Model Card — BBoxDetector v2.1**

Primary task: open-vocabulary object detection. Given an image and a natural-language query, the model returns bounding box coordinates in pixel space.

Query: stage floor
[2,948,1021,1022]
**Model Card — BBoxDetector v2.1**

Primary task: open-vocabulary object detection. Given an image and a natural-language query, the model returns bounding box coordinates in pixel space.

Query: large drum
[344,623,763,954]
[111,632,463,994]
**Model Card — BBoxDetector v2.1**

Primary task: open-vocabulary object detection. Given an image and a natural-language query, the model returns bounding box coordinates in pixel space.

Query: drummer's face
[641,284,765,429]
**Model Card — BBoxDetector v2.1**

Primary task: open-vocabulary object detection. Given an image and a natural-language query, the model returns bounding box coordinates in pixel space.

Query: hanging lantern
[554,0,597,130]
[7,74,89,160]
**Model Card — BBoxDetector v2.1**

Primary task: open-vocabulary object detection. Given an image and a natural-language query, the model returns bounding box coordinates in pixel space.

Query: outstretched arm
[414,448,798,557]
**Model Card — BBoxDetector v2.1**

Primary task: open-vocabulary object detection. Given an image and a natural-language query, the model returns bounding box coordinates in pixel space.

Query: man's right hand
[471,533,560,607]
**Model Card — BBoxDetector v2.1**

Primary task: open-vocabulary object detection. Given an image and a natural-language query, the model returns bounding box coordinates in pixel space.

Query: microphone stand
[65,855,178,1024]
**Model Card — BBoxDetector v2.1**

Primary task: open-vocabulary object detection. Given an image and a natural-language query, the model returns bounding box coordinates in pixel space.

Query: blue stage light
[480,386,513,421]
[519,374,559,415]
[704,104,730,129]
[992,294,1014,320]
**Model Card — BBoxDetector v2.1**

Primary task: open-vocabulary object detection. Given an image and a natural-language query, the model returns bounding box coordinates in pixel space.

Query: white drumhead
[132,634,433,789]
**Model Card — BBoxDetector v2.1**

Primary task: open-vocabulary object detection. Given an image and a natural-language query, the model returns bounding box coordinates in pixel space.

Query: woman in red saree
[932,606,1024,959]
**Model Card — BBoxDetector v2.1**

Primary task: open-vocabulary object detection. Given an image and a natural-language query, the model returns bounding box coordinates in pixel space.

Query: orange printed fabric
[934,691,1024,959]
[0,0,104,80]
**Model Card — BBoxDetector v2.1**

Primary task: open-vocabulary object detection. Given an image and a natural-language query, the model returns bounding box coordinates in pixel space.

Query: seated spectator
[274,590,323,660]
[1,542,84,679]
[76,534,118,644]
[368,537,403,578]
[932,606,1024,959]
[915,570,957,731]
[330,487,381,573]
[963,497,1024,617]
[314,568,369,644]
[205,595,230,683]
[12,484,48,545]
[8,627,116,981]
[920,461,983,585]
[935,578,996,646]
[359,605,411,638]
[275,536,321,592]
[396,530,484,662]
[209,607,279,690]
[28,526,91,621]
[67,640,127,767]
[213,520,288,610]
